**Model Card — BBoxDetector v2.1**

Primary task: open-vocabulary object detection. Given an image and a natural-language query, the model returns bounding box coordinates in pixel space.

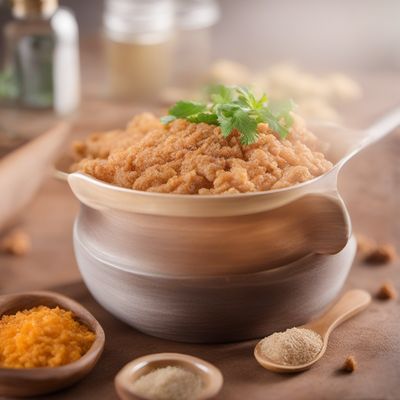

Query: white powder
[260,327,323,366]
[131,366,203,400]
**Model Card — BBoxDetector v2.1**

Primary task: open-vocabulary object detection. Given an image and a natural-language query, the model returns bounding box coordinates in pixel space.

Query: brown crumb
[377,282,398,300]
[0,229,31,256]
[342,356,357,372]
[356,234,376,257]
[364,244,397,265]
[356,234,398,265]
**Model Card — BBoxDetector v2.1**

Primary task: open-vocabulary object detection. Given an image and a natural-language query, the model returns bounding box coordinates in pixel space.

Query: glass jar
[1,0,80,115]
[103,0,175,101]
[174,0,220,88]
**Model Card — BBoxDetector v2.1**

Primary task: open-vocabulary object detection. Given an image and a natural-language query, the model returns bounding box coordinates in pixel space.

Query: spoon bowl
[0,291,105,397]
[254,289,372,373]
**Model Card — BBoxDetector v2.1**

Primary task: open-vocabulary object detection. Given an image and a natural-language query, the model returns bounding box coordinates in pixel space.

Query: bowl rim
[64,166,338,201]
[0,290,105,380]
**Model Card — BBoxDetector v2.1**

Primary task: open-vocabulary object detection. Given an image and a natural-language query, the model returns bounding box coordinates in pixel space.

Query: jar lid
[103,0,175,44]
[12,0,58,18]
[176,0,220,30]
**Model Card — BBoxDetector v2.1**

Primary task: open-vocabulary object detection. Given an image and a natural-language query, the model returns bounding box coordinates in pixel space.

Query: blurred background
[1,0,399,141]
[1,0,400,133]
[2,0,400,70]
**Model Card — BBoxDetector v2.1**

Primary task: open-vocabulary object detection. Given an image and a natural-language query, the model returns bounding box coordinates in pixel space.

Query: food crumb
[377,282,398,300]
[356,234,376,257]
[356,234,397,265]
[0,229,31,256]
[342,356,357,373]
[364,244,397,265]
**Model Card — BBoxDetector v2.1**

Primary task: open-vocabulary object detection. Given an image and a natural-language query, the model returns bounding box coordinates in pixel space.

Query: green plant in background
[0,68,19,101]
[161,85,295,145]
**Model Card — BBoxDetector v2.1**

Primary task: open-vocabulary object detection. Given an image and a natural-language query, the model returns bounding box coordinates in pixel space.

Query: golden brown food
[356,234,376,257]
[377,282,397,300]
[0,306,96,368]
[71,113,332,194]
[364,244,397,265]
[342,356,357,372]
[356,234,398,265]
[0,229,31,256]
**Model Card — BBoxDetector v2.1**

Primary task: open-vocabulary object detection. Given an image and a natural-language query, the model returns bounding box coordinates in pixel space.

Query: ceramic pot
[62,110,400,342]
[74,233,356,343]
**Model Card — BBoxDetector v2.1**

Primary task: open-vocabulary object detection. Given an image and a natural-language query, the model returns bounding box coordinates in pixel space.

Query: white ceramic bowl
[74,231,356,343]
[65,120,363,277]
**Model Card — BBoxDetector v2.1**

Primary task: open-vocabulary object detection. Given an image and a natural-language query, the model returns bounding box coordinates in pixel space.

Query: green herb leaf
[231,109,259,145]
[188,112,219,125]
[219,116,234,138]
[161,85,294,145]
[160,115,176,124]
[269,99,295,132]
[168,101,207,118]
[209,84,234,104]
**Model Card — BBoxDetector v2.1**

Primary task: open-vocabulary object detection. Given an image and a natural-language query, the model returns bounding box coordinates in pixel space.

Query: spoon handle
[309,289,371,336]
[361,107,400,149]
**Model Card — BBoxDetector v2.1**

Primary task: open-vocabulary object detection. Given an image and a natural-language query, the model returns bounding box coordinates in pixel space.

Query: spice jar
[174,0,220,88]
[103,0,175,101]
[1,0,80,115]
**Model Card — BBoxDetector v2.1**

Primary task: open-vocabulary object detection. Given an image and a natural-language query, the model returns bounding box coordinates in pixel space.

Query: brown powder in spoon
[260,327,323,366]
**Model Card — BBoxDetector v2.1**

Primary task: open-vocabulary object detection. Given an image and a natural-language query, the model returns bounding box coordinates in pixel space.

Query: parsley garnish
[161,85,294,145]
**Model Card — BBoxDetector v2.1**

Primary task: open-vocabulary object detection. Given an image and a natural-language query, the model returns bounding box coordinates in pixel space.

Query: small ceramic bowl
[75,234,356,343]
[0,291,105,398]
[115,353,223,400]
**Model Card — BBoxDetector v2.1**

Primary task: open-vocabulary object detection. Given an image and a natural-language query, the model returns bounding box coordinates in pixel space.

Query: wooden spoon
[115,353,223,400]
[254,289,371,373]
[0,291,105,397]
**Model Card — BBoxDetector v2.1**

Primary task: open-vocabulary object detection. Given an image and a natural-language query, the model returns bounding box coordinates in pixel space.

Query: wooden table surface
[0,72,400,399]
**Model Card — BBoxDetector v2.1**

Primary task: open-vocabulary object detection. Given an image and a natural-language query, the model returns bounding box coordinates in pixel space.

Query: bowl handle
[295,191,351,256]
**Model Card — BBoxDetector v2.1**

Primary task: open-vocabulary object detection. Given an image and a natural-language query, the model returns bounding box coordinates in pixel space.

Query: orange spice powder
[0,306,96,368]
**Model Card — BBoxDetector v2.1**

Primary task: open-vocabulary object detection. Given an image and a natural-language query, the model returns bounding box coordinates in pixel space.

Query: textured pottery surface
[75,234,356,343]
[73,191,350,276]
